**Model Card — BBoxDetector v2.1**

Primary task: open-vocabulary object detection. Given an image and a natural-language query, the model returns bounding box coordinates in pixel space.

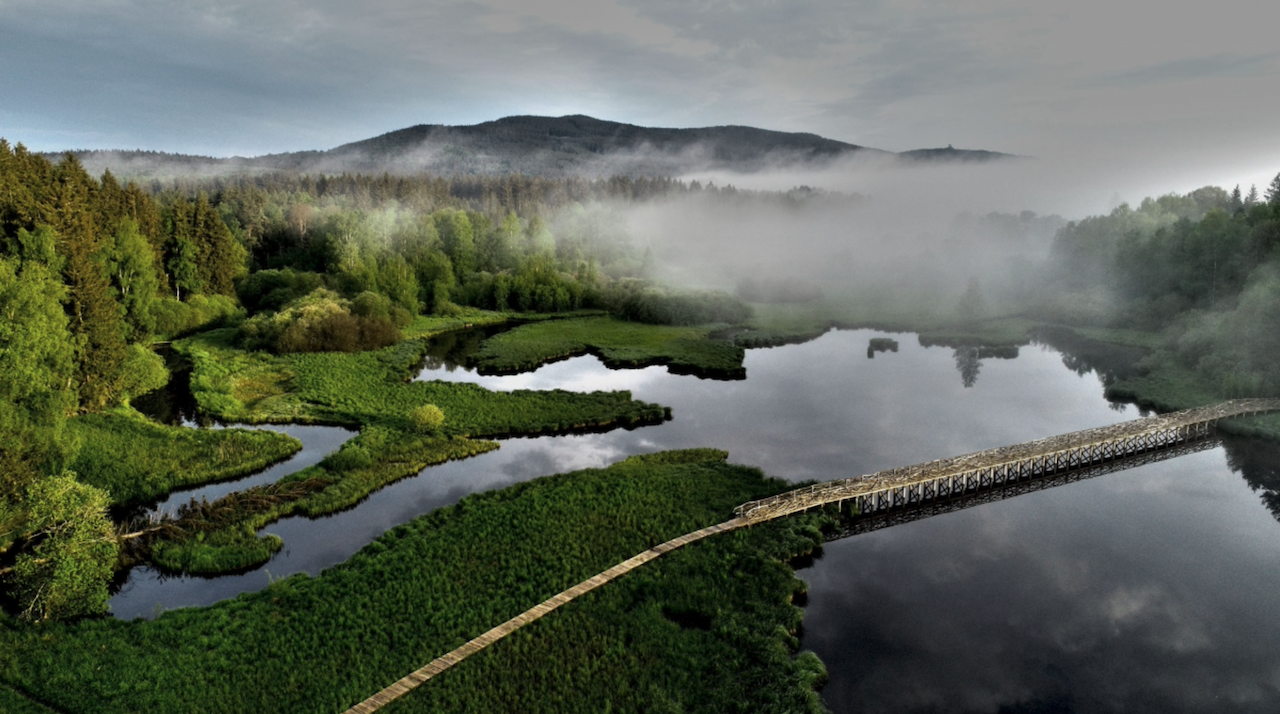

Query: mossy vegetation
[66,408,301,506]
[156,324,670,573]
[176,326,668,434]
[150,427,499,574]
[0,684,58,714]
[0,449,829,714]
[472,316,747,378]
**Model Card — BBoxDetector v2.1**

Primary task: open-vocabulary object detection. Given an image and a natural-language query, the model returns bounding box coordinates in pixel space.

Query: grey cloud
[1,0,1278,196]
[1087,51,1280,88]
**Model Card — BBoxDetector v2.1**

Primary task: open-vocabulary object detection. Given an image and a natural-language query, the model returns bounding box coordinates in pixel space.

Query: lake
[114,327,1280,713]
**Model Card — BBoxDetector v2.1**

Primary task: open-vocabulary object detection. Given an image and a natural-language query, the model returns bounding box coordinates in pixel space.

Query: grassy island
[472,316,748,379]
[142,325,671,574]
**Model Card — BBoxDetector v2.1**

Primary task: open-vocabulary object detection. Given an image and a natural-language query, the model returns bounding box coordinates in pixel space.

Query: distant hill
[57,115,1020,178]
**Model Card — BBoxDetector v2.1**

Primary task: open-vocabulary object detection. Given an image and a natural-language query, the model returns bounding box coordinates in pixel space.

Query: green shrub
[408,404,445,433]
[151,294,242,339]
[239,289,402,354]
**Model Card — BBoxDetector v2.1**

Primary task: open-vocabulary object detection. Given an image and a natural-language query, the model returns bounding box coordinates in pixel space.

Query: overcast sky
[3,0,1278,200]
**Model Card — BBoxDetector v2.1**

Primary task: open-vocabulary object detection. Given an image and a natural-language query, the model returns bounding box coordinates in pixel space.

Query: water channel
[115,327,1280,712]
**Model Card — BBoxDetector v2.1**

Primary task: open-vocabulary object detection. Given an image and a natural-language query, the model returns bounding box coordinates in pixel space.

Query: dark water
[133,424,357,520]
[109,328,1280,712]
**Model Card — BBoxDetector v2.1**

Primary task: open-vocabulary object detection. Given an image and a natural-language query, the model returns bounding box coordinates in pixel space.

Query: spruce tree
[50,155,128,409]
[1245,184,1260,207]
[1267,173,1280,206]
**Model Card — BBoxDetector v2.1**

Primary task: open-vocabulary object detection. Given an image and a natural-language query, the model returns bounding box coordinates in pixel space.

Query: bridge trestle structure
[828,437,1222,541]
[734,398,1280,523]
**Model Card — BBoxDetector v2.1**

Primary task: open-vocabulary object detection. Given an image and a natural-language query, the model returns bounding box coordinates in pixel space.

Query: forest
[4,132,1280,620]
[1033,179,1280,408]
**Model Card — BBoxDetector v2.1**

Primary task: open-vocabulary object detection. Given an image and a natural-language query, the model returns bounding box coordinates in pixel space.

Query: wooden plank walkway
[734,398,1280,522]
[342,518,750,714]
[341,399,1280,713]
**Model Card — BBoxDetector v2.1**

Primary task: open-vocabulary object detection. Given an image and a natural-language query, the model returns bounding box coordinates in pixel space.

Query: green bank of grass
[150,427,498,573]
[0,683,58,714]
[473,316,747,378]
[177,328,668,434]
[1106,361,1280,440]
[399,307,606,340]
[287,346,668,435]
[914,317,1043,348]
[160,327,669,573]
[1027,325,1280,441]
[67,409,302,506]
[0,449,828,714]
[1069,326,1164,350]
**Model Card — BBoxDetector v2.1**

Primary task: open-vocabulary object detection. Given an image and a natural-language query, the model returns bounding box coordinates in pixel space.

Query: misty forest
[3,126,1280,714]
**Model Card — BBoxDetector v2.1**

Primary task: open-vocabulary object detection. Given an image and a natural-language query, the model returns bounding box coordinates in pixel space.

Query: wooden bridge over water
[343,398,1280,713]
[733,398,1280,524]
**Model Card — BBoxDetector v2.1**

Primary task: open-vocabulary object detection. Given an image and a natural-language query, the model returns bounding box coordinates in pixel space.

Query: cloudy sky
[3,0,1279,196]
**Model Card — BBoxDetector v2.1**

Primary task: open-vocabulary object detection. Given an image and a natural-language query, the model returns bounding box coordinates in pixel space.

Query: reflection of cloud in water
[419,353,672,394]
[802,449,1280,713]
[500,447,562,480]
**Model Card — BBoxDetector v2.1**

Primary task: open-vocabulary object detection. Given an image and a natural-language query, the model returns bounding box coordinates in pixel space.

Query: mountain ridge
[50,114,1021,178]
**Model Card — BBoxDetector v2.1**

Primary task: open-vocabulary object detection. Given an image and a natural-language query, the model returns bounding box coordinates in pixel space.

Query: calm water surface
[111,328,1280,712]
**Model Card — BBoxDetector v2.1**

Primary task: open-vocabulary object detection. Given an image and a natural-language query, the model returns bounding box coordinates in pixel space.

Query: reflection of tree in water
[417,325,506,373]
[1029,326,1147,388]
[954,347,982,388]
[1223,435,1280,523]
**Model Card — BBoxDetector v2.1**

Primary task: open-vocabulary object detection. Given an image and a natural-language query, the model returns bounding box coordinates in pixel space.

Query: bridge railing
[733,399,1280,521]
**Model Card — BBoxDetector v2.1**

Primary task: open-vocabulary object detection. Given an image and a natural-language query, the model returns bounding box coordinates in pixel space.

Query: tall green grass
[67,409,301,506]
[176,328,669,435]
[159,328,670,573]
[473,316,747,378]
[0,683,58,714]
[0,449,828,714]
[150,428,500,573]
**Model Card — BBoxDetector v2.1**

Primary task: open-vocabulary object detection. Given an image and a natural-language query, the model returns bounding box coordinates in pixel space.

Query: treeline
[0,142,254,619]
[1040,174,1280,397]
[206,176,750,353]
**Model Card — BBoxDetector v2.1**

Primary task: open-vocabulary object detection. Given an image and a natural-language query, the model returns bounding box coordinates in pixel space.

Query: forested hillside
[1036,177,1280,402]
[5,127,1279,625]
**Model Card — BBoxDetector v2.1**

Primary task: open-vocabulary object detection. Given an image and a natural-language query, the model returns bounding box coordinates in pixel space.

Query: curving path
[342,399,1280,713]
[343,518,750,714]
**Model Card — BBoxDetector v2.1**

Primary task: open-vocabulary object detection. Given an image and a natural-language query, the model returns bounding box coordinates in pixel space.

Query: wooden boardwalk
[734,398,1280,523]
[826,436,1222,541]
[341,399,1279,713]
[342,519,750,714]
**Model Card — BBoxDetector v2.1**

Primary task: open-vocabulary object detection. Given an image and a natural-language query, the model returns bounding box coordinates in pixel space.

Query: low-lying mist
[613,157,1077,318]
